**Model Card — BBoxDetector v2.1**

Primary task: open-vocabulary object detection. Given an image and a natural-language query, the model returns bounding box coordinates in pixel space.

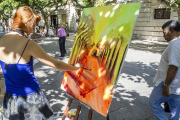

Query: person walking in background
[40,26,46,38]
[35,25,40,38]
[57,24,67,57]
[149,20,180,120]
[0,6,81,120]
[48,25,54,37]
[35,25,39,33]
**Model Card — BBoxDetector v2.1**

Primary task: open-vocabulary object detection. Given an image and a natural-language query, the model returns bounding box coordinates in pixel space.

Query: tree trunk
[44,18,49,29]
[44,18,49,36]
[4,18,8,26]
[177,10,180,23]
[41,13,49,35]
[91,0,95,6]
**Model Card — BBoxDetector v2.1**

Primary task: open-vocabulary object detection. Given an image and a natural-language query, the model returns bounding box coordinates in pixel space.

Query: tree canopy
[0,0,67,28]
[157,0,180,21]
[71,0,117,23]
[0,0,118,27]
[13,0,67,28]
[71,0,117,9]
[0,0,19,25]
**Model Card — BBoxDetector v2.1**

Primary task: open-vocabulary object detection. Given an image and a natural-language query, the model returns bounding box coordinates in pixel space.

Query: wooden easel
[62,98,110,120]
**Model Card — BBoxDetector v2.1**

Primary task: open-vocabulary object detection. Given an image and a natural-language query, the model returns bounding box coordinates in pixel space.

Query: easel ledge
[62,95,110,120]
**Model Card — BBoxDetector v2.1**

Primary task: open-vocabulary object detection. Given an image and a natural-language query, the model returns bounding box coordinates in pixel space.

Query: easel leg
[107,113,110,120]
[62,98,73,120]
[88,109,92,120]
[74,103,81,120]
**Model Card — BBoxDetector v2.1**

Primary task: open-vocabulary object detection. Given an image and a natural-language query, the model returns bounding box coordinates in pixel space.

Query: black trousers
[59,37,66,57]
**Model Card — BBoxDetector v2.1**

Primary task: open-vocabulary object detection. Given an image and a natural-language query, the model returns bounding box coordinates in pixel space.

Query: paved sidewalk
[0,33,171,120]
[35,34,169,119]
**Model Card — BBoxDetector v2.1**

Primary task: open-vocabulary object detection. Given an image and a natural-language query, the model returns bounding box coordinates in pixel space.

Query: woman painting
[0,6,81,120]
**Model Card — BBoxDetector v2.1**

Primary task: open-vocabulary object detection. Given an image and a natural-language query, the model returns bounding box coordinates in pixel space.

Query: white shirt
[154,38,180,95]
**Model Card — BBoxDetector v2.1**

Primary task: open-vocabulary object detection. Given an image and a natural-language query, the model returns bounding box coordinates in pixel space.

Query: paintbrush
[71,64,91,71]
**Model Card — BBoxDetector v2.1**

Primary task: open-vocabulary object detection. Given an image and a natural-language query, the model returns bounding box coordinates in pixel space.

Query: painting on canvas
[61,3,141,116]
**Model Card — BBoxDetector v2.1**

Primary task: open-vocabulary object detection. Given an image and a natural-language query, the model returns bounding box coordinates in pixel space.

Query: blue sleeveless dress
[0,33,53,119]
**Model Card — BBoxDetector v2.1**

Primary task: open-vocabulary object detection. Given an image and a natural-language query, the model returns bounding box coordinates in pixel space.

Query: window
[154,8,170,19]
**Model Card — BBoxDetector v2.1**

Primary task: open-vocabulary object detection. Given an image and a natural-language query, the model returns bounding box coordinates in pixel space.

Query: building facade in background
[132,0,177,42]
[63,0,178,42]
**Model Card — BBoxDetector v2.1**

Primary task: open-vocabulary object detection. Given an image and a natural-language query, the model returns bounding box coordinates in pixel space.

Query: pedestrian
[57,24,67,57]
[149,20,180,120]
[35,25,40,38]
[48,25,54,37]
[0,6,81,120]
[40,26,46,38]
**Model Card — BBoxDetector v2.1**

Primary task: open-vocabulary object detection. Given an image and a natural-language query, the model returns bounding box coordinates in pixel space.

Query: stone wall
[132,0,178,42]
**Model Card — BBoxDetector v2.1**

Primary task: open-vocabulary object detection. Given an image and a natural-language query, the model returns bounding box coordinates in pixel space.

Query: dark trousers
[59,37,66,57]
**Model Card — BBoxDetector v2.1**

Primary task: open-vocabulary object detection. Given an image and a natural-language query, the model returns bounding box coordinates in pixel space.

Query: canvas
[61,3,141,116]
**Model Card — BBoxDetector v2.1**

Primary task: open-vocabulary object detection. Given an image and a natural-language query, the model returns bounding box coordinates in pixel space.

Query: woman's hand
[74,63,83,68]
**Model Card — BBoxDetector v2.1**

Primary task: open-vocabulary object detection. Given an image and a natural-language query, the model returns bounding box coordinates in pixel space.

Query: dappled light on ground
[31,36,161,119]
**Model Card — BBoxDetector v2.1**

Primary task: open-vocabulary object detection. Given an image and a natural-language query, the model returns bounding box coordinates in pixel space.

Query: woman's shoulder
[0,33,27,42]
[27,39,44,51]
[27,39,38,47]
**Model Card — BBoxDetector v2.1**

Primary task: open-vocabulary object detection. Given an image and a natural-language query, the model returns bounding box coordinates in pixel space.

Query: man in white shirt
[149,20,180,120]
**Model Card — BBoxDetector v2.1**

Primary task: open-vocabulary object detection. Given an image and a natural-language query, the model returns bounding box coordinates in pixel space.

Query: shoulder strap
[17,39,30,64]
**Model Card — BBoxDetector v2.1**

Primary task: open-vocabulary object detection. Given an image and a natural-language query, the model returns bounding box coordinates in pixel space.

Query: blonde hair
[11,6,41,32]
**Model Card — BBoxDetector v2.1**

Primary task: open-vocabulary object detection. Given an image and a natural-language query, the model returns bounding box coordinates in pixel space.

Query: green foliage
[0,0,19,23]
[81,0,92,7]
[174,0,180,5]
[71,0,116,9]
[0,0,117,26]
[157,0,179,9]
[13,0,67,13]
[157,0,180,21]
[94,0,106,7]
[11,0,68,27]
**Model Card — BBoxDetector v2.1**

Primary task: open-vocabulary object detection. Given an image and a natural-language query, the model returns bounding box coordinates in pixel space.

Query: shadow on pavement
[0,36,170,120]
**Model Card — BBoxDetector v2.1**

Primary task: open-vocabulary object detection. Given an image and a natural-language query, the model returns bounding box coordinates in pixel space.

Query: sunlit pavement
[0,33,171,119]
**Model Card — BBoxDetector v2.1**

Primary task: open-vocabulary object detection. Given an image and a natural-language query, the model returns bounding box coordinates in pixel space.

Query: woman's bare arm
[28,40,80,71]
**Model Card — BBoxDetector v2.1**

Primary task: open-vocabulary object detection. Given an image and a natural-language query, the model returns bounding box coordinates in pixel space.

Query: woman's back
[0,32,40,96]
[0,32,32,64]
